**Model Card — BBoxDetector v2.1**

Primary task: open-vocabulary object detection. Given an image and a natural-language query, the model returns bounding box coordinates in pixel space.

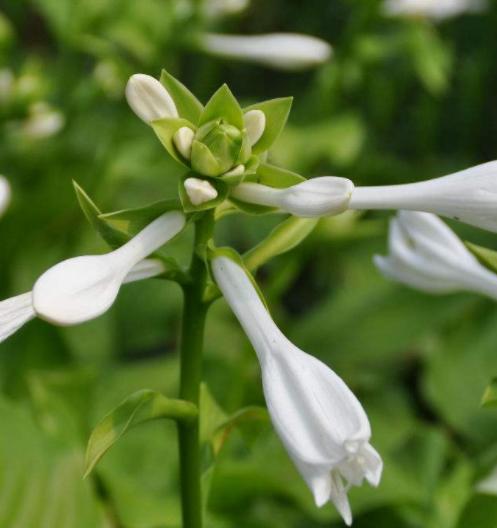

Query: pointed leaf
[160,69,203,124]
[466,242,497,274]
[151,117,196,167]
[85,389,197,477]
[482,378,497,408]
[244,97,293,153]
[199,84,244,129]
[244,216,319,272]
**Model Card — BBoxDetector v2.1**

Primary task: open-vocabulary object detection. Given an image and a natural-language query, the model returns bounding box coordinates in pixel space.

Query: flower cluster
[3,70,497,525]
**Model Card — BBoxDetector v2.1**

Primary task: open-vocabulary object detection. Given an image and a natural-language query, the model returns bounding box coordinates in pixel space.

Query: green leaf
[244,97,293,154]
[199,84,244,129]
[178,175,228,213]
[84,389,197,477]
[160,68,203,124]
[482,378,497,408]
[466,242,497,274]
[244,216,319,272]
[151,117,196,167]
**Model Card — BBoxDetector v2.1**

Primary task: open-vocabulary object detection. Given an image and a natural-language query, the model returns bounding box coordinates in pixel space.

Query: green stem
[177,212,213,528]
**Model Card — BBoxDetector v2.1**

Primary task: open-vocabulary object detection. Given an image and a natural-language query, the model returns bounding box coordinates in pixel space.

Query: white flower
[184,177,218,206]
[203,0,249,18]
[22,102,64,139]
[212,255,382,525]
[0,258,167,343]
[374,211,497,298]
[383,0,486,20]
[200,33,332,71]
[125,74,178,124]
[174,127,195,160]
[0,176,11,217]
[349,161,497,233]
[231,177,354,217]
[243,109,266,146]
[32,211,185,326]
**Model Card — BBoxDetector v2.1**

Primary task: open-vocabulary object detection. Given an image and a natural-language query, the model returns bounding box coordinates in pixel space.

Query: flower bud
[0,176,11,217]
[173,127,195,160]
[125,74,178,123]
[243,109,266,146]
[184,177,218,205]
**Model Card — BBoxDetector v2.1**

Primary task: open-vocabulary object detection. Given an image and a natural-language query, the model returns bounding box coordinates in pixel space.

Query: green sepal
[191,140,223,176]
[84,389,197,478]
[160,69,203,124]
[244,97,293,154]
[466,242,497,274]
[482,378,497,408]
[244,216,319,272]
[178,175,228,213]
[199,84,244,129]
[151,117,196,167]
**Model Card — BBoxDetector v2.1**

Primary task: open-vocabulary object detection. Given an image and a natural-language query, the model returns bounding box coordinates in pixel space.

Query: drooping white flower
[0,176,11,217]
[32,211,185,326]
[184,177,218,206]
[383,0,486,20]
[0,258,167,343]
[212,255,382,525]
[374,211,497,299]
[231,177,354,217]
[349,161,497,233]
[125,74,178,124]
[200,33,332,71]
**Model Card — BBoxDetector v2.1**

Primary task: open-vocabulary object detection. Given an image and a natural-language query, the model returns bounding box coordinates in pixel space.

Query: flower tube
[200,33,332,71]
[383,0,487,20]
[231,177,354,217]
[374,211,497,298]
[348,161,497,232]
[0,258,167,344]
[212,254,382,525]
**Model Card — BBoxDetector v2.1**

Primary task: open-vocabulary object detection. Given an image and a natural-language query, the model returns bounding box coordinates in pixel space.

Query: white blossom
[32,212,185,326]
[231,177,354,217]
[0,176,11,217]
[349,161,497,233]
[243,109,266,146]
[126,74,178,124]
[203,0,249,19]
[184,177,218,206]
[174,127,195,160]
[374,211,497,299]
[383,0,487,20]
[23,102,64,139]
[212,255,382,525]
[200,33,332,71]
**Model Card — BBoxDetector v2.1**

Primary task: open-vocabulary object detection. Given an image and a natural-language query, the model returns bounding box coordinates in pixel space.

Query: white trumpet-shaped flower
[32,211,185,326]
[0,176,11,217]
[383,0,486,20]
[212,255,382,525]
[126,74,178,124]
[231,177,354,217]
[349,161,497,233]
[200,33,332,71]
[374,211,497,299]
[0,258,167,343]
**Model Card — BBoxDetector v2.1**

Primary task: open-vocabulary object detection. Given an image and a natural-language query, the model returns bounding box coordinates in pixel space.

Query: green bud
[191,119,250,177]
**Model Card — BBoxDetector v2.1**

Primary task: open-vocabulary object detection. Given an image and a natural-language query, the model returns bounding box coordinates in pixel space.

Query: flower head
[212,255,382,525]
[374,211,497,299]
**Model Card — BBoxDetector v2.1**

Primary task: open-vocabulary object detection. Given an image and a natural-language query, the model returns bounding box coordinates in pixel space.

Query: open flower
[374,211,497,299]
[212,254,382,525]
[383,0,487,20]
[199,33,332,71]
[0,176,11,217]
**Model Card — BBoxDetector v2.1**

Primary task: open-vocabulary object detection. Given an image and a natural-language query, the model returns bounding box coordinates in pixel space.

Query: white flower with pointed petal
[0,259,167,343]
[383,0,486,20]
[349,161,497,233]
[374,211,497,299]
[126,74,178,124]
[32,212,185,326]
[212,255,382,525]
[0,176,11,217]
[231,177,354,217]
[200,33,332,71]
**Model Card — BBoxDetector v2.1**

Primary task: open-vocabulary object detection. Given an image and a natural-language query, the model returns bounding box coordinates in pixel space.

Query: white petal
[184,178,218,206]
[200,33,332,70]
[125,74,178,123]
[243,110,266,146]
[329,471,353,526]
[0,176,11,217]
[173,127,195,160]
[33,212,185,325]
[223,164,245,177]
[0,292,35,343]
[361,443,383,487]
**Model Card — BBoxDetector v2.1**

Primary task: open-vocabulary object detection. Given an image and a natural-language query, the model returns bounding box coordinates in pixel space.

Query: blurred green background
[1,0,497,526]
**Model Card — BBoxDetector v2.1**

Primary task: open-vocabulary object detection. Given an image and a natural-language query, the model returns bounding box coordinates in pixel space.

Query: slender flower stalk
[383,0,487,19]
[200,33,332,70]
[126,74,178,123]
[231,177,354,217]
[0,176,11,217]
[0,259,167,343]
[375,211,497,299]
[212,255,382,525]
